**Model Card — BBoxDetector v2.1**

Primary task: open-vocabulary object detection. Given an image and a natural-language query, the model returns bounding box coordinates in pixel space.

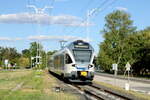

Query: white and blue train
[49,40,95,82]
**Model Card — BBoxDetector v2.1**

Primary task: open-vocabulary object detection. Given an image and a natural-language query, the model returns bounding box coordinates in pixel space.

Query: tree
[22,49,30,58]
[29,42,45,69]
[18,57,30,68]
[98,10,136,73]
[127,28,150,76]
[0,47,21,67]
[29,42,39,57]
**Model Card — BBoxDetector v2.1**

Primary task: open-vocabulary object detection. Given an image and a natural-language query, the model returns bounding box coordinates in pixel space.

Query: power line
[27,0,53,68]
[79,0,96,14]
[94,0,117,17]
[97,0,110,9]
[47,0,55,15]
[64,0,109,34]
[61,0,96,36]
[65,0,117,38]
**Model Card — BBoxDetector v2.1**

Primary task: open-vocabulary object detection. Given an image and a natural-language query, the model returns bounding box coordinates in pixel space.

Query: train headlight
[72,64,76,67]
[88,64,93,68]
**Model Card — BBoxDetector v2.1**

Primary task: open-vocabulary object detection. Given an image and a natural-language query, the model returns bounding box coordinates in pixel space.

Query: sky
[0,0,150,54]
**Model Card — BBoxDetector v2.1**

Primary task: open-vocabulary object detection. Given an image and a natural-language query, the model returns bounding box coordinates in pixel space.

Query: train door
[65,53,73,73]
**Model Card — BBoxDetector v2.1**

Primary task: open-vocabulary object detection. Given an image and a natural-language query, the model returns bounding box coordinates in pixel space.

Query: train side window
[93,57,96,65]
[65,54,72,64]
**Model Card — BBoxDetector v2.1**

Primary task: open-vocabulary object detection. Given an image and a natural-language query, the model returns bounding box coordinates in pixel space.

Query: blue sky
[0,0,150,54]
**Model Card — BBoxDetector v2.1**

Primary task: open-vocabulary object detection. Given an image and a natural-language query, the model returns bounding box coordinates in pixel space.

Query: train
[48,40,95,82]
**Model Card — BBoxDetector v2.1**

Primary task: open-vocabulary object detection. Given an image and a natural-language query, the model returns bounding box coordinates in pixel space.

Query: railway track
[71,84,132,100]
[48,71,134,100]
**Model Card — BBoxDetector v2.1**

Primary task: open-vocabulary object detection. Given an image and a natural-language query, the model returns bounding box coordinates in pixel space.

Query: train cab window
[65,54,72,64]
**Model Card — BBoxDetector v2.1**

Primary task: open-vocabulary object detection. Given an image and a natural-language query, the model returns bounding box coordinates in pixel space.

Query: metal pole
[114,70,117,86]
[128,70,129,83]
[39,41,42,69]
[46,52,47,69]
[27,5,53,69]
[36,41,38,68]
[31,57,32,68]
[86,10,89,42]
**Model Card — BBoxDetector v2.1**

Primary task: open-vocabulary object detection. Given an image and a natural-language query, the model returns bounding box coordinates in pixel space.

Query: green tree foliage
[29,42,47,69]
[29,42,39,57]
[40,50,46,69]
[29,42,41,68]
[22,49,30,58]
[21,42,56,69]
[0,42,56,70]
[98,10,150,76]
[19,49,31,68]
[18,57,30,68]
[98,10,136,73]
[127,28,150,76]
[0,47,21,67]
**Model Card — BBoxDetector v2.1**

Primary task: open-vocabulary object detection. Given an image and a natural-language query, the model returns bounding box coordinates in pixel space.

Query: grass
[0,69,79,100]
[94,81,150,100]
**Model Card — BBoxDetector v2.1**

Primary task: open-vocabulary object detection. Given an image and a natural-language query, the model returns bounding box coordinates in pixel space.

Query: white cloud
[116,7,128,11]
[0,13,90,27]
[27,35,84,41]
[27,35,92,42]
[0,37,11,41]
[0,35,90,42]
[0,37,22,41]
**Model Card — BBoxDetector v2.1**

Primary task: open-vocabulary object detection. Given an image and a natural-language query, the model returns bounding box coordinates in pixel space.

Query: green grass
[94,81,150,100]
[0,70,79,100]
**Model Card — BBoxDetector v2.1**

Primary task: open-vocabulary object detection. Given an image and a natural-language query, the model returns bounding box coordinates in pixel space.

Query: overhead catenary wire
[27,0,36,68]
[27,0,117,42]
[93,0,118,17]
[61,0,96,37]
[26,0,52,68]
[64,0,111,34]
[65,0,117,41]
[46,0,55,34]
[47,0,55,15]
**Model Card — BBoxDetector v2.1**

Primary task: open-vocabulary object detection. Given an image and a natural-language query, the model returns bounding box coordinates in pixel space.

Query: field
[0,69,79,100]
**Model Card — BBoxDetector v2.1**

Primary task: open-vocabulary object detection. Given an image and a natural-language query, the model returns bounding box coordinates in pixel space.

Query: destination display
[74,44,89,48]
[73,40,89,49]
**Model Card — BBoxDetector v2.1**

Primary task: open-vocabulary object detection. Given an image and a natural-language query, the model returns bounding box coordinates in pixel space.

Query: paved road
[94,74,150,95]
[95,72,150,84]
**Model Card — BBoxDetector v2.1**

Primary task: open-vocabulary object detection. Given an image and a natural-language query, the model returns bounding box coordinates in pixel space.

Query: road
[94,74,150,95]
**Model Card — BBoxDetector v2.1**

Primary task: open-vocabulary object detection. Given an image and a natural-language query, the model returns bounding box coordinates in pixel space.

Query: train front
[68,40,95,82]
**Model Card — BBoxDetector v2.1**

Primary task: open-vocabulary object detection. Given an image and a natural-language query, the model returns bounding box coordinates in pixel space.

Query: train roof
[66,40,94,50]
[51,40,94,57]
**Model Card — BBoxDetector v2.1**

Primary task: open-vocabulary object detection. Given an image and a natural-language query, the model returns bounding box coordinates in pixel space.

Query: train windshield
[73,50,91,63]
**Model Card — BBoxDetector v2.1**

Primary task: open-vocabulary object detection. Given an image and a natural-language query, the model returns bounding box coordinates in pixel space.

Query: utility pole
[37,42,40,68]
[86,8,100,42]
[86,10,90,42]
[27,5,53,68]
[27,5,53,14]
